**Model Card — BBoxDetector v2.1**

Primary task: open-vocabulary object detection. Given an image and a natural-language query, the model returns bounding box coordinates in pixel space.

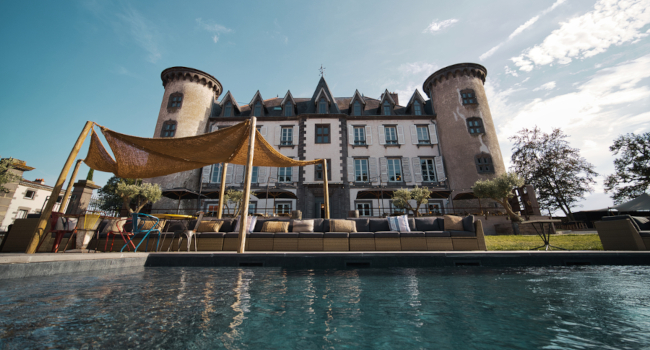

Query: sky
[1,0,649,213]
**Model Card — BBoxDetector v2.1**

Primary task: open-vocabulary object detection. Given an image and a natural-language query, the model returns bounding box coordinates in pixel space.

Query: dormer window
[353,101,362,116]
[383,101,391,116]
[253,101,262,117]
[413,101,422,115]
[319,98,328,114]
[167,92,183,110]
[223,102,232,117]
[161,120,177,137]
[461,89,478,105]
[284,102,293,117]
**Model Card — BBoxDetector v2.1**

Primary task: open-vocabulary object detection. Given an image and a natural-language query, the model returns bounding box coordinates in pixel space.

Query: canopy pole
[237,118,256,253]
[59,159,84,213]
[322,159,330,219]
[26,121,94,254]
[217,163,228,219]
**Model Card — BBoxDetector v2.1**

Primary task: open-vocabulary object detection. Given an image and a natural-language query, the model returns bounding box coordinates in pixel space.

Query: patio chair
[121,213,163,252]
[62,212,102,252]
[35,212,78,253]
[102,217,136,252]
[177,212,204,252]
[594,215,649,251]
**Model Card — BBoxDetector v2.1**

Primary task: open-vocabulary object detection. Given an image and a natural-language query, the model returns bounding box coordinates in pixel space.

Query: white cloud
[116,5,161,63]
[196,18,232,44]
[504,65,519,77]
[423,19,458,33]
[398,62,438,75]
[508,16,540,40]
[533,81,556,91]
[512,0,650,71]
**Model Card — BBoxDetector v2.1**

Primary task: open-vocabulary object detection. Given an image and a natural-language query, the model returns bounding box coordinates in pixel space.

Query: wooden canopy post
[26,121,94,254]
[237,118,257,253]
[58,159,84,213]
[322,159,330,219]
[217,163,228,219]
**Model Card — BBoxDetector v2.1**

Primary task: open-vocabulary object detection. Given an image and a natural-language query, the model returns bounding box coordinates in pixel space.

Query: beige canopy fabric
[84,120,323,178]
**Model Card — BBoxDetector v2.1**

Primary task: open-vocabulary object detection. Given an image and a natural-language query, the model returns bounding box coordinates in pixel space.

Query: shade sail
[84,120,323,178]
[609,193,650,211]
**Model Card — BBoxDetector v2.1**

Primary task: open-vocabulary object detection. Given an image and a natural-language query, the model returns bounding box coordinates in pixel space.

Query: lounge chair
[594,215,649,250]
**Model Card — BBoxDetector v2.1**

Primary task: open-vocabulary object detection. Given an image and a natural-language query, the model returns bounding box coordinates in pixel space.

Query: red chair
[35,212,78,253]
[104,217,136,252]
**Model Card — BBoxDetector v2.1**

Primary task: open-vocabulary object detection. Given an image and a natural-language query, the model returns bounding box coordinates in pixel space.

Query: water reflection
[221,269,253,348]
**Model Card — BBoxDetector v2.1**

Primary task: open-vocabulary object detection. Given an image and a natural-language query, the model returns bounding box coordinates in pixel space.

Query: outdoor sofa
[594,215,650,250]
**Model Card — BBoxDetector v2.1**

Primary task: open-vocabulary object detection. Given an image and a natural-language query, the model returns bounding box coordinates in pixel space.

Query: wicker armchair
[594,215,649,251]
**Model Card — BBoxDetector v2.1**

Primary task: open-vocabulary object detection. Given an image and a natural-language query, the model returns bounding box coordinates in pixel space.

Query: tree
[115,180,162,214]
[86,168,94,181]
[0,158,20,193]
[604,132,650,204]
[390,186,431,217]
[222,189,256,216]
[509,127,598,220]
[472,172,525,223]
[98,176,138,212]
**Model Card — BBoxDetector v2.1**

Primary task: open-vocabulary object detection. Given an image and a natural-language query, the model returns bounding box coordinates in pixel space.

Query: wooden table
[523,220,564,251]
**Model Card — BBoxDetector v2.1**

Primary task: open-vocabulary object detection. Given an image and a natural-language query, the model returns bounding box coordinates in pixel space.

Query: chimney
[390,92,399,105]
[34,178,45,185]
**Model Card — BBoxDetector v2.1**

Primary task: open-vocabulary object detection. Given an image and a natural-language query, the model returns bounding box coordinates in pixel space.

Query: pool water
[1,266,649,349]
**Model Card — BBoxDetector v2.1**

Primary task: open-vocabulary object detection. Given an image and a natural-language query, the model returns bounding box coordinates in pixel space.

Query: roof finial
[319,64,326,77]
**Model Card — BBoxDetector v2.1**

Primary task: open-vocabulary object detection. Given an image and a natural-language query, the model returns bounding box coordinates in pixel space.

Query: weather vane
[319,64,326,77]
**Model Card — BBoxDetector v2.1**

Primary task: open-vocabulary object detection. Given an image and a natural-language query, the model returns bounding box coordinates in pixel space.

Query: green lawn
[485,234,603,251]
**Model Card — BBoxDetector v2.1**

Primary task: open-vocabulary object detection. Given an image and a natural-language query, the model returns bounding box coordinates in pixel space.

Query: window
[284,102,292,117]
[475,154,494,174]
[390,201,405,215]
[281,127,293,146]
[426,200,443,215]
[319,98,328,114]
[384,126,398,145]
[223,102,232,117]
[416,126,430,144]
[276,202,292,214]
[167,92,183,109]
[383,100,391,115]
[16,209,28,219]
[354,159,369,182]
[467,118,485,134]
[253,101,262,117]
[251,166,259,183]
[461,89,477,105]
[315,159,331,181]
[315,124,330,143]
[354,126,366,145]
[161,121,177,137]
[211,164,223,183]
[387,158,402,182]
[24,190,35,199]
[353,101,362,116]
[278,167,292,182]
[356,202,372,217]
[413,101,422,115]
[420,158,436,182]
[248,202,257,215]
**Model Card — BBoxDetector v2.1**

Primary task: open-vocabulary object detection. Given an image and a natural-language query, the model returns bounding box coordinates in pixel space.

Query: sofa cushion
[164,220,188,233]
[224,232,240,238]
[234,216,257,233]
[329,219,357,233]
[197,221,223,232]
[312,219,326,232]
[262,221,289,233]
[324,232,349,238]
[425,231,451,237]
[387,215,411,232]
[101,218,127,234]
[350,232,374,238]
[408,218,416,231]
[375,231,400,238]
[638,231,650,237]
[291,219,314,232]
[207,219,235,232]
[632,217,650,230]
[401,231,425,237]
[601,215,640,231]
[350,218,370,232]
[369,219,390,232]
[414,217,441,231]
[275,232,299,238]
[449,231,476,237]
[249,232,274,238]
[198,232,225,238]
[462,216,475,233]
[299,232,324,238]
[444,215,464,231]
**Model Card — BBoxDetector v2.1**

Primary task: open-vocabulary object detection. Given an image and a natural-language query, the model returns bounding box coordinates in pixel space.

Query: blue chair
[121,213,162,252]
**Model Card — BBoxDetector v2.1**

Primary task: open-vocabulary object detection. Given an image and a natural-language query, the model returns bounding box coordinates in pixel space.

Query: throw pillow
[101,218,127,234]
[262,221,290,233]
[197,221,223,232]
[234,216,258,233]
[387,215,411,232]
[329,219,357,233]
[291,219,314,232]
[444,215,464,231]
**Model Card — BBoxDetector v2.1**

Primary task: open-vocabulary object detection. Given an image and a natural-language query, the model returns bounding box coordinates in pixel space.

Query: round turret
[423,63,506,194]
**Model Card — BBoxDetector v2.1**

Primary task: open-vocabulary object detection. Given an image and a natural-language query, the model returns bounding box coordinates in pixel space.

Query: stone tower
[150,67,222,212]
[423,63,506,195]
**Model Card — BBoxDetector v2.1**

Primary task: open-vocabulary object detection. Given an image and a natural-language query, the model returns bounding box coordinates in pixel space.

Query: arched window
[413,101,422,115]
[475,153,494,174]
[223,102,232,117]
[161,120,177,137]
[383,101,391,115]
[467,117,485,134]
[353,101,362,116]
[253,101,262,117]
[284,102,293,117]
[319,98,328,114]
[167,92,183,109]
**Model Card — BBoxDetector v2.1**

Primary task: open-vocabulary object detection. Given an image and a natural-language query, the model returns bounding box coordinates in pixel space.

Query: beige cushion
[101,218,127,234]
[329,219,357,233]
[197,221,223,232]
[292,220,314,232]
[140,219,166,231]
[444,215,464,231]
[262,221,290,233]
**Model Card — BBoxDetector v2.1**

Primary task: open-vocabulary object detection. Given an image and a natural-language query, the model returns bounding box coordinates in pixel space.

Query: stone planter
[76,229,95,250]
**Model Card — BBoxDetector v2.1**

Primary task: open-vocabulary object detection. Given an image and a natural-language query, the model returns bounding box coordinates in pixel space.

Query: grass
[485,234,604,251]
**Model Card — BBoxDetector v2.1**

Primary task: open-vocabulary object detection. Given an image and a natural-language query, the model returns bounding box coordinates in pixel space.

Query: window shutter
[434,156,446,181]
[378,126,386,145]
[397,125,405,145]
[369,157,378,182]
[201,165,212,183]
[348,126,355,145]
[274,126,281,146]
[292,125,298,145]
[235,165,245,183]
[225,163,234,183]
[412,157,423,183]
[270,167,278,183]
[402,157,412,183]
[292,166,299,182]
[347,157,355,182]
[365,126,372,145]
[429,124,438,144]
[260,126,268,137]
[379,157,388,183]
[410,125,418,144]
[258,166,268,184]
[210,124,219,132]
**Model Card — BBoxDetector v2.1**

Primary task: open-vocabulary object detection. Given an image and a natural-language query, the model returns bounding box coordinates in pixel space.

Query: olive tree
[390,186,432,217]
[472,172,525,223]
[115,180,162,214]
[0,158,20,193]
[222,189,256,217]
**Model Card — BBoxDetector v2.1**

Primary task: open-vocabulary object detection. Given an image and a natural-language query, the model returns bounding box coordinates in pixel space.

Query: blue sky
[1,0,649,212]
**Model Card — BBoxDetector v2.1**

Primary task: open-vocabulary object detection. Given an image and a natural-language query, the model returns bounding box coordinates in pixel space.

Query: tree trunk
[511,221,521,235]
[498,198,523,222]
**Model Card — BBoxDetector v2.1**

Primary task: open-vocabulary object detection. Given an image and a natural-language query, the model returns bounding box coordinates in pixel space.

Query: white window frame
[383,100,391,115]
[278,167,292,182]
[387,158,402,182]
[354,126,366,145]
[211,164,223,183]
[284,102,292,117]
[276,202,292,214]
[354,159,369,182]
[385,126,398,145]
[417,126,430,144]
[413,101,421,115]
[281,127,293,146]
[420,158,436,182]
[251,166,259,183]
[24,190,35,199]
[355,201,372,217]
[16,209,28,219]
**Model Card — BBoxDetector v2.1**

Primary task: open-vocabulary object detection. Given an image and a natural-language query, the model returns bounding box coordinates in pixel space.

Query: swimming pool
[1,266,649,349]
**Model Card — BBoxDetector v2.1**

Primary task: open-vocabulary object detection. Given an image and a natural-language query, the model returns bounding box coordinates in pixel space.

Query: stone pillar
[66,180,101,215]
